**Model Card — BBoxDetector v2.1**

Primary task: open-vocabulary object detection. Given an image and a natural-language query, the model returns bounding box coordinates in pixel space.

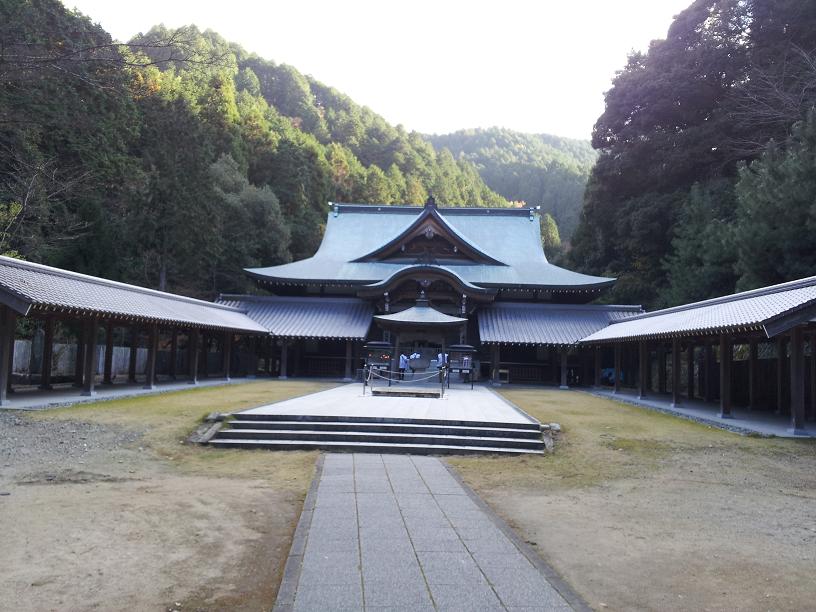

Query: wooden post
[344,340,353,381]
[594,345,602,388]
[686,344,695,401]
[776,337,786,415]
[40,317,54,390]
[672,338,681,407]
[279,340,288,380]
[222,330,232,381]
[638,340,648,399]
[657,344,667,394]
[128,326,139,383]
[81,319,99,396]
[188,329,200,385]
[0,307,17,405]
[200,333,209,379]
[748,339,758,411]
[74,323,86,387]
[169,329,178,380]
[559,348,568,389]
[789,326,805,434]
[703,344,714,402]
[810,333,816,421]
[143,324,158,390]
[719,334,732,418]
[613,342,621,394]
[491,344,501,385]
[103,321,114,385]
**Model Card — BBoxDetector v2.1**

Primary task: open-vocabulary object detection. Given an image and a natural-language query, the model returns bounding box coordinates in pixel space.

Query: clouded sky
[64,0,690,139]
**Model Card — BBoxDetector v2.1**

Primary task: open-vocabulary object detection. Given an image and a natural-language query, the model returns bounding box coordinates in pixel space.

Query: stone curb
[442,460,593,612]
[272,453,324,612]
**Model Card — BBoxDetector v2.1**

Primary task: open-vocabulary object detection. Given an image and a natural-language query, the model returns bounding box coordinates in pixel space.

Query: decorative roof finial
[425,195,436,208]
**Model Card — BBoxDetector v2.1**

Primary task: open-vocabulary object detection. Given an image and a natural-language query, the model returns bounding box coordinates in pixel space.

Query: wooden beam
[81,319,99,396]
[703,344,714,402]
[789,326,806,434]
[719,335,732,418]
[613,343,621,394]
[686,344,695,400]
[776,337,786,415]
[344,340,353,381]
[74,323,85,388]
[657,344,667,394]
[0,307,17,405]
[279,341,289,380]
[39,317,54,390]
[672,338,681,407]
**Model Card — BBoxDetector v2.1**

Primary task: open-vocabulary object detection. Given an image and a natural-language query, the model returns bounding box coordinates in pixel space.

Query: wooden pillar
[74,323,86,387]
[748,339,758,411]
[0,307,17,405]
[169,329,178,380]
[103,321,114,385]
[593,345,602,388]
[143,324,158,390]
[613,342,621,394]
[40,317,54,390]
[810,333,816,421]
[789,326,805,433]
[128,326,139,383]
[637,340,648,399]
[776,337,786,415]
[491,344,501,385]
[719,334,732,418]
[279,341,289,380]
[222,331,232,381]
[344,340,353,381]
[657,344,667,394]
[703,344,714,402]
[672,338,681,407]
[686,344,695,401]
[6,321,14,395]
[559,348,568,389]
[187,329,200,385]
[81,319,99,396]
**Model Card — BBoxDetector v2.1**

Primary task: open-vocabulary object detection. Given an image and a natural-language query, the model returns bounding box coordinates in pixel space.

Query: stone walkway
[276,453,582,611]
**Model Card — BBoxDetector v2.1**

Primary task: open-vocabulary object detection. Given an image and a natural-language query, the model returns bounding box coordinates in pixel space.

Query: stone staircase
[207,413,545,455]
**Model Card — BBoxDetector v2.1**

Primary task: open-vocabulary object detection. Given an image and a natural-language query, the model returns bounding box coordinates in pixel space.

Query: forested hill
[569,0,816,308]
[0,1,507,299]
[428,128,595,239]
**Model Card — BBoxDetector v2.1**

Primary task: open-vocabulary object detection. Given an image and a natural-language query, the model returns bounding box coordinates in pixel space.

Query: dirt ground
[0,380,331,612]
[448,389,816,612]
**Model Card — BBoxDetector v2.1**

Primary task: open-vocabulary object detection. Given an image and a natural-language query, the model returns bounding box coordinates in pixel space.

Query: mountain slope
[428,128,596,238]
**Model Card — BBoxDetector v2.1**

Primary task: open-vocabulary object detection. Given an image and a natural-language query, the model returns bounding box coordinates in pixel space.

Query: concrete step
[230,413,541,431]
[227,419,542,439]
[208,438,545,455]
[213,428,545,450]
[371,388,441,398]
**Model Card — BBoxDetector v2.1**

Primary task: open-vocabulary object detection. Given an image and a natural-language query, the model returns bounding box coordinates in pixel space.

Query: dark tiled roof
[478,302,642,346]
[217,295,372,339]
[581,276,816,342]
[0,256,267,333]
[246,204,615,293]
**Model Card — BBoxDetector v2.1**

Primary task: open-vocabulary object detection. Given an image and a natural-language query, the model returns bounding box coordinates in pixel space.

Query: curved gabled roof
[246,203,615,293]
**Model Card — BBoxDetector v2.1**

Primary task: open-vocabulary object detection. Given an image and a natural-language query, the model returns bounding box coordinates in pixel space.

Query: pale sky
[64,0,690,140]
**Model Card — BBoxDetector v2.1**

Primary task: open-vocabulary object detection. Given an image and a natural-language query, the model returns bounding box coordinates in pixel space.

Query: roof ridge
[0,256,246,313]
[486,302,643,311]
[218,294,367,304]
[331,202,532,216]
[611,275,816,324]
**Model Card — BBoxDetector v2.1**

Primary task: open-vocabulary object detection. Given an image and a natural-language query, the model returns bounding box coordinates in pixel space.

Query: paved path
[589,388,816,438]
[242,384,537,425]
[276,453,579,611]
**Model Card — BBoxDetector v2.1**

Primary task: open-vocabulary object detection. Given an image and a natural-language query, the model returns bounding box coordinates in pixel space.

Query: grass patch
[31,379,335,477]
[448,388,816,491]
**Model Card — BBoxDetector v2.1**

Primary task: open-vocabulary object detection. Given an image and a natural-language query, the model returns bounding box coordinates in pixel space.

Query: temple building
[219,197,641,384]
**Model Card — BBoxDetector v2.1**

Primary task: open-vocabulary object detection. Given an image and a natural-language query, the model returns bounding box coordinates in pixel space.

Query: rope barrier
[368,368,442,383]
